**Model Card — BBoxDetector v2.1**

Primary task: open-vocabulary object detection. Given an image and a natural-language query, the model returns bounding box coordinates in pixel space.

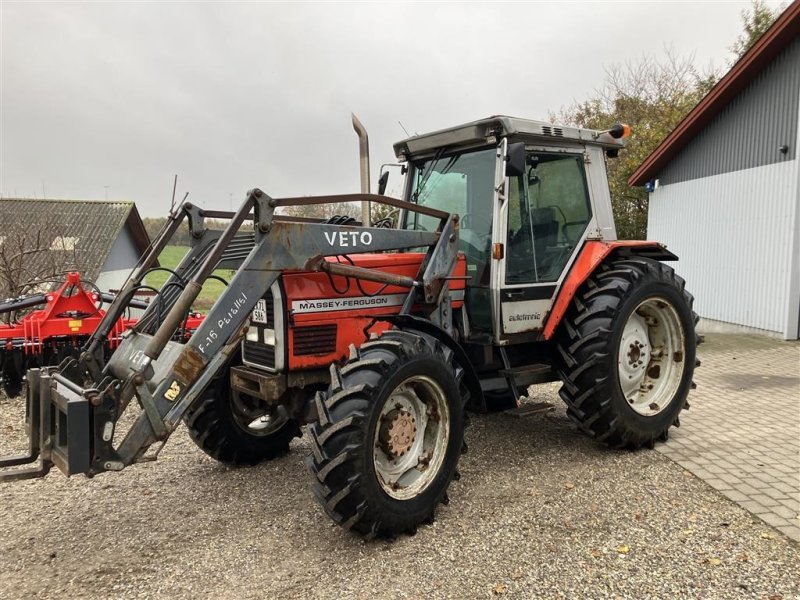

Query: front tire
[185,372,302,466]
[306,330,465,538]
[554,257,698,449]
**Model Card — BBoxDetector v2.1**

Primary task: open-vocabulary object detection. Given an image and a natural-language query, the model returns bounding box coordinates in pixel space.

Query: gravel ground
[1,383,799,600]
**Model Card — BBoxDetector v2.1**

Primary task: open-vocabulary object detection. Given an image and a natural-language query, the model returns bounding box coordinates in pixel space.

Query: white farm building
[631,2,800,340]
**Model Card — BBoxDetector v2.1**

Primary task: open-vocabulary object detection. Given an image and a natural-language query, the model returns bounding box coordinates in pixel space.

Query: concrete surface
[658,333,800,541]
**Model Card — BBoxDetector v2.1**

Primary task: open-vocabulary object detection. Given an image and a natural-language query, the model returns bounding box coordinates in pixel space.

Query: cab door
[495,145,596,339]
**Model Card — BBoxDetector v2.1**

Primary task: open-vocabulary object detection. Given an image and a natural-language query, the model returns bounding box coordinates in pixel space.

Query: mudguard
[542,241,678,340]
[382,314,486,413]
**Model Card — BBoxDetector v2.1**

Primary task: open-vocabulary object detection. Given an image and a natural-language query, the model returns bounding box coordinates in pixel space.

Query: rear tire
[554,257,699,449]
[306,330,465,538]
[185,373,302,466]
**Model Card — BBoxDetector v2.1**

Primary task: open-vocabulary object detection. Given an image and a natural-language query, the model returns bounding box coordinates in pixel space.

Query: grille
[243,340,275,368]
[293,324,337,356]
[541,126,564,137]
[241,292,278,369]
[261,293,275,326]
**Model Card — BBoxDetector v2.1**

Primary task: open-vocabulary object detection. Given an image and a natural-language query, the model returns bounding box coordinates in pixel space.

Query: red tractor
[0,116,698,539]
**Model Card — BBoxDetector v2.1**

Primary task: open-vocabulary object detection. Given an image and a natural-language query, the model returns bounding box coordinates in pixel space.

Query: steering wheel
[457,213,492,266]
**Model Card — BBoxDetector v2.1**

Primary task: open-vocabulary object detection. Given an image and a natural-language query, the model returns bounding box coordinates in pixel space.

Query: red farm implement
[0,272,203,397]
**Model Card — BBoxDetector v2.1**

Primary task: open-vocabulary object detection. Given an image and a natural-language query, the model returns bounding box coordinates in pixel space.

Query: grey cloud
[0,1,774,215]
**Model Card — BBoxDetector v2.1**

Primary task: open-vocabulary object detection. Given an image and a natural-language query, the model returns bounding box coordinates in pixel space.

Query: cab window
[404,147,495,286]
[506,152,592,284]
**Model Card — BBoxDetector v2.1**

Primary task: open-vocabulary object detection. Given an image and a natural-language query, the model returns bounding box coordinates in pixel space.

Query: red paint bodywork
[542,241,667,341]
[282,253,467,370]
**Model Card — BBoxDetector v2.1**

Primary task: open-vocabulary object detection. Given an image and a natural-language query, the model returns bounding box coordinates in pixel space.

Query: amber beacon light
[609,123,632,139]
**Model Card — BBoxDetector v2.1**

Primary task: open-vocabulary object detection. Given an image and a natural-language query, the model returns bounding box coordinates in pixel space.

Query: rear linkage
[0,189,461,482]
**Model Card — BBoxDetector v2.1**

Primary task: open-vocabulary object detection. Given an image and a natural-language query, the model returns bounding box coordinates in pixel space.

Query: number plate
[252,299,268,325]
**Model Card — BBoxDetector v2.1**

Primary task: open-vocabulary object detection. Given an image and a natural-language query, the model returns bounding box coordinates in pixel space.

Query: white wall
[647,158,799,339]
[95,267,132,293]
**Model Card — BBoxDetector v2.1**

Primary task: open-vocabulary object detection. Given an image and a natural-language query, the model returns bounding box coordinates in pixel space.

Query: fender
[381,314,486,413]
[542,241,678,340]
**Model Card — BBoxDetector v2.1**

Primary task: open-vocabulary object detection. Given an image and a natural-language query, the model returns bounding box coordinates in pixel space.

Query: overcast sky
[0,1,785,216]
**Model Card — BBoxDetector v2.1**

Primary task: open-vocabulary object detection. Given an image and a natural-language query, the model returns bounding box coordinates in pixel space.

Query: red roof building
[631,2,800,339]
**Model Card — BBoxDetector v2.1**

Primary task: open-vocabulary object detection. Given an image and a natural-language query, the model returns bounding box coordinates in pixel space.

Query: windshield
[403,147,496,285]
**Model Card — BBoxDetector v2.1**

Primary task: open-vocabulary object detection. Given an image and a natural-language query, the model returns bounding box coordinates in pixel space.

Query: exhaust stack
[351,113,371,226]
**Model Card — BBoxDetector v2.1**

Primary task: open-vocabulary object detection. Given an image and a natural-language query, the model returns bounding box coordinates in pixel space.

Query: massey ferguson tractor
[0,115,698,538]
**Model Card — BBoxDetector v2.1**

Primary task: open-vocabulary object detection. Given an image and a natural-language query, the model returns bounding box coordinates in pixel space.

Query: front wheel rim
[373,375,451,500]
[230,392,288,437]
[617,297,686,417]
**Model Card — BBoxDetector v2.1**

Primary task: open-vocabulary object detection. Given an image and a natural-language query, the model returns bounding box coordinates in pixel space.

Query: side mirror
[505,142,526,177]
[377,171,390,195]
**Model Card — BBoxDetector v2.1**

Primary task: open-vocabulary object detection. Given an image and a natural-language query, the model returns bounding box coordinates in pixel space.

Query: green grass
[145,245,236,312]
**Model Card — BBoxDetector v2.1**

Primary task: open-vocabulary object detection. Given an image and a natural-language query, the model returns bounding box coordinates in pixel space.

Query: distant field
[144,245,236,312]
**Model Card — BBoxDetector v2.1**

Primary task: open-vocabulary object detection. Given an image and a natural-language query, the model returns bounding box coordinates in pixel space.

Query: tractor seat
[531,207,559,262]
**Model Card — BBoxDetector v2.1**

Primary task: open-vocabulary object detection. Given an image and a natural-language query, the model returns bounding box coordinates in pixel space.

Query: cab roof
[393,115,625,160]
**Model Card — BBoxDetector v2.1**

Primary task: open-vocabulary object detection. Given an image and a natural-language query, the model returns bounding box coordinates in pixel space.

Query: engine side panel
[282,253,467,370]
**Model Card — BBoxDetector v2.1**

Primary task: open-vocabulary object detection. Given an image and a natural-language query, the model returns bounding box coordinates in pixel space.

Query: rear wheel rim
[373,375,450,500]
[617,297,686,417]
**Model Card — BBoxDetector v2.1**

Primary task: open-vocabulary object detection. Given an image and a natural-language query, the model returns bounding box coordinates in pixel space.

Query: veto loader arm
[0,189,459,482]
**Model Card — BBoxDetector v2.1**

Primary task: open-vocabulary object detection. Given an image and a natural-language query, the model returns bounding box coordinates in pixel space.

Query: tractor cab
[394,116,627,342]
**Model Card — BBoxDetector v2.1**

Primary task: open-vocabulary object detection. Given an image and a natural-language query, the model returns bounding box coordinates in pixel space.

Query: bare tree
[0,224,88,302]
[555,49,718,239]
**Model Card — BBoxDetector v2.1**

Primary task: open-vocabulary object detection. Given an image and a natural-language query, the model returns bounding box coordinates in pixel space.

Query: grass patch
[144,246,236,312]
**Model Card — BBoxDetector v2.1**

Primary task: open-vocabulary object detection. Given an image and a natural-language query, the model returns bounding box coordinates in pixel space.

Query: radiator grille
[261,293,275,326]
[293,324,337,356]
[243,340,275,368]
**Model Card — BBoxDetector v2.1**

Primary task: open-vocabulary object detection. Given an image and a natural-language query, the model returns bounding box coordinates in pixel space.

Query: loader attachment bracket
[0,369,95,481]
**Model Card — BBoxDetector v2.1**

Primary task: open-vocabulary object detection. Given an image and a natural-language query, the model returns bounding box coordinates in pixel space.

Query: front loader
[0,115,699,538]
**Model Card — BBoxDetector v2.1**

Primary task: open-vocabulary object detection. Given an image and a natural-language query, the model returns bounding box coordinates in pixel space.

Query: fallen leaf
[687,513,698,522]
[682,528,695,536]
[511,573,524,581]
[564,482,575,490]
[493,583,507,595]
[761,532,776,540]
[616,544,630,555]
[634,511,643,521]
[705,558,722,566]
[563,519,574,529]
[590,548,603,559]
[736,553,749,562]
[768,594,783,600]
